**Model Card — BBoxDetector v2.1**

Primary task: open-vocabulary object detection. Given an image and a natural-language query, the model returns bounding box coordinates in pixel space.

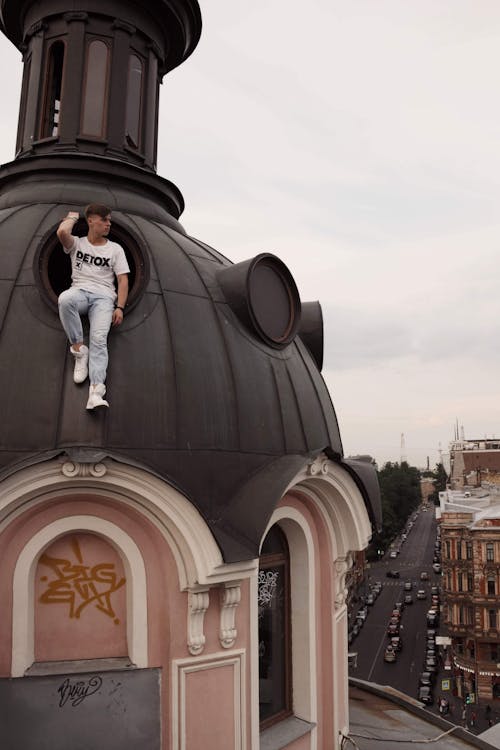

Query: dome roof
[0,159,380,560]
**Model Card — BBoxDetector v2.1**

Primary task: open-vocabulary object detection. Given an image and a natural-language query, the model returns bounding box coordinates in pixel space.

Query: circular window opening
[34,218,148,312]
[247,255,300,347]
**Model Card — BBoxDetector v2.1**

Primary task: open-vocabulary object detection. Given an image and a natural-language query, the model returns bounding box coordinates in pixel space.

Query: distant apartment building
[449,437,500,489]
[439,487,500,700]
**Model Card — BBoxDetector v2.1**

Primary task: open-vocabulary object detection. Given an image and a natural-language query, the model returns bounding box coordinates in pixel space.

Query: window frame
[258,527,293,730]
[80,37,111,139]
[40,38,66,139]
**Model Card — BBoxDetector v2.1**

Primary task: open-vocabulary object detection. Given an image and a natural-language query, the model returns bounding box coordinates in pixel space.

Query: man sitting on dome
[56,204,129,410]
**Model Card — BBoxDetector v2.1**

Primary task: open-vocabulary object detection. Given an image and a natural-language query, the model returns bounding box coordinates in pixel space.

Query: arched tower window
[41,41,65,138]
[125,54,143,149]
[258,525,292,727]
[81,40,109,137]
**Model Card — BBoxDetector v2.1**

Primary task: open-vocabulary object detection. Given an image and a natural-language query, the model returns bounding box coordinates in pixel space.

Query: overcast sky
[1,1,500,469]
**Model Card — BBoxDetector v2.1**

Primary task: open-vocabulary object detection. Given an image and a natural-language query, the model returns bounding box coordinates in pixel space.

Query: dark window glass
[125,54,143,148]
[457,541,462,560]
[487,543,494,562]
[458,574,463,592]
[466,542,473,560]
[488,577,496,596]
[41,41,64,138]
[258,526,291,727]
[81,40,109,136]
[467,573,473,592]
[491,645,498,662]
[17,56,31,152]
[445,540,451,559]
[489,609,497,629]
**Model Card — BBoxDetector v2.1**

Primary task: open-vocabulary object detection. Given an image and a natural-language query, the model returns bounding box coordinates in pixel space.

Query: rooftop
[349,680,495,750]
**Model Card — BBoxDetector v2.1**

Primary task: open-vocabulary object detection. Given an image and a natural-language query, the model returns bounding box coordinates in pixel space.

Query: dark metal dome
[0,160,380,561]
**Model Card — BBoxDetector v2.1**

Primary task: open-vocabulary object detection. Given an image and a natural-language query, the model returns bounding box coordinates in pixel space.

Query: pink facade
[0,456,371,749]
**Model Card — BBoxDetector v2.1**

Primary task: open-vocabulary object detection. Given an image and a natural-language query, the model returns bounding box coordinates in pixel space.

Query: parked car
[357,607,368,621]
[404,581,412,591]
[427,628,437,638]
[404,594,413,605]
[431,585,439,596]
[387,623,400,636]
[352,622,360,636]
[425,656,438,672]
[418,685,433,705]
[389,551,398,558]
[390,636,402,652]
[420,571,429,581]
[366,594,375,606]
[419,671,433,687]
[348,630,355,644]
[384,645,397,663]
[433,563,441,574]
[394,600,405,612]
[417,589,427,600]
[386,570,400,578]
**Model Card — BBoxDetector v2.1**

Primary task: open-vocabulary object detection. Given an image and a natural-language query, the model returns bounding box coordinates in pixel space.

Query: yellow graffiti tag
[39,538,126,624]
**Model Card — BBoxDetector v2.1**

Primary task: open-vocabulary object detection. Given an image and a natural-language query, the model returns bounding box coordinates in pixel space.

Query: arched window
[125,54,143,149]
[81,40,109,137]
[41,41,65,138]
[258,525,291,727]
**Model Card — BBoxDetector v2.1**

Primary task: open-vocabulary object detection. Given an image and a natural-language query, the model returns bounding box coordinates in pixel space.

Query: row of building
[439,437,500,702]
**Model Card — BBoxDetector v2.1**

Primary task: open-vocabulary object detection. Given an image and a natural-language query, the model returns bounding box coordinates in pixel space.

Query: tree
[367,461,421,559]
[428,462,448,505]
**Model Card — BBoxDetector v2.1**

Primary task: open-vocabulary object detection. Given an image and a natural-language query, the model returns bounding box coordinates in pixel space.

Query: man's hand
[112,308,124,326]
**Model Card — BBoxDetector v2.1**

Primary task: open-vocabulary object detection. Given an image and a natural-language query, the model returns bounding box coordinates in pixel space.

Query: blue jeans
[58,288,115,385]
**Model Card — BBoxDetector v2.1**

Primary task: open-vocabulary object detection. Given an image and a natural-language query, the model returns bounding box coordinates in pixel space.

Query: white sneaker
[86,384,109,410]
[70,345,89,384]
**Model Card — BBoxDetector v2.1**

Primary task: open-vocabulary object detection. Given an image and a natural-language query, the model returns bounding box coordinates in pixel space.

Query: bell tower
[1,0,200,176]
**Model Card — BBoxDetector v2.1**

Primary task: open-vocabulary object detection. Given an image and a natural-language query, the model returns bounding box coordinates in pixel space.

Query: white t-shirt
[65,236,130,301]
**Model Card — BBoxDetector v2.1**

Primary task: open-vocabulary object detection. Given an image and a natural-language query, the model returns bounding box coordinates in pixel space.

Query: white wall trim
[252,506,318,750]
[172,649,246,750]
[11,515,148,677]
[0,459,257,589]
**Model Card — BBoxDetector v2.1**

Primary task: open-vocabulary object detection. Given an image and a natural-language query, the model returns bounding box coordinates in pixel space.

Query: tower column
[58,12,88,146]
[20,24,46,152]
[106,20,135,159]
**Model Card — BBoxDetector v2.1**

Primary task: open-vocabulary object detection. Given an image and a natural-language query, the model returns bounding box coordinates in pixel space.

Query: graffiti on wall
[38,537,126,624]
[58,675,103,708]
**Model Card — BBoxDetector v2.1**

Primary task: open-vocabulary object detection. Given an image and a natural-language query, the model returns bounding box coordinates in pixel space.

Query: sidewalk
[429,655,500,736]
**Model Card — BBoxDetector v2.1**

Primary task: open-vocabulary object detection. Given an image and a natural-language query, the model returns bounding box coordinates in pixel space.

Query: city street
[349,507,442,700]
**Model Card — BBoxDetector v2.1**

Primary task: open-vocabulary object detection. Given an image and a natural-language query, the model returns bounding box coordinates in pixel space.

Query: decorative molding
[172,650,246,750]
[12,515,148,677]
[334,554,353,610]
[24,20,47,39]
[61,461,107,478]
[0,459,258,590]
[220,583,241,649]
[307,456,329,476]
[187,588,210,656]
[63,12,89,24]
[112,19,136,35]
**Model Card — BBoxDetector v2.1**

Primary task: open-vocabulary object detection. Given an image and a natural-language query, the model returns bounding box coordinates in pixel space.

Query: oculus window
[35,219,148,312]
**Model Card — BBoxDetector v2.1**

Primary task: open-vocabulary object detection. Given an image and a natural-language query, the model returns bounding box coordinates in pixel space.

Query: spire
[0,1,201,171]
